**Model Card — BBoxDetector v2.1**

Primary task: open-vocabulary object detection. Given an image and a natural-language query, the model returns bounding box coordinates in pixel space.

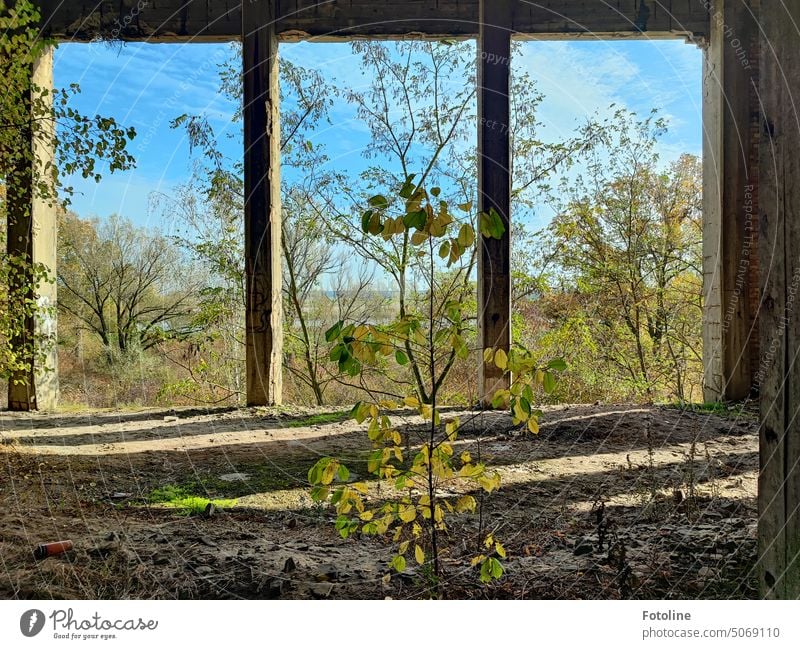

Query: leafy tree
[282,187,384,404]
[310,177,565,593]
[546,109,703,400]
[57,213,202,356]
[1,0,136,392]
[317,40,599,404]
[166,46,351,403]
[169,40,600,406]
[0,1,136,204]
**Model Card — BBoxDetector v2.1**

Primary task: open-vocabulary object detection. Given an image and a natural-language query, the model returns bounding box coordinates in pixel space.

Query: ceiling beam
[38,1,709,44]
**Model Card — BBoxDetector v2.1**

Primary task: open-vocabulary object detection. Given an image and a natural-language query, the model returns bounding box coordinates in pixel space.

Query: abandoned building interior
[2,0,799,599]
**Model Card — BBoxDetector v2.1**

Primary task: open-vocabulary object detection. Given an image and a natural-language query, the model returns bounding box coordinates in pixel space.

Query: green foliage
[57,213,201,355]
[1,0,136,392]
[148,484,237,516]
[285,411,348,427]
[0,1,136,205]
[480,347,567,434]
[310,177,565,591]
[0,252,53,380]
[512,109,703,403]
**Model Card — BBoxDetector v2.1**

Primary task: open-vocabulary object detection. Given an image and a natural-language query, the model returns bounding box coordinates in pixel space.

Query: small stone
[260,578,287,599]
[203,503,216,518]
[698,566,714,578]
[283,557,297,574]
[164,416,179,422]
[573,540,594,556]
[219,473,249,482]
[197,536,218,548]
[88,543,118,559]
[315,564,339,582]
[310,583,334,599]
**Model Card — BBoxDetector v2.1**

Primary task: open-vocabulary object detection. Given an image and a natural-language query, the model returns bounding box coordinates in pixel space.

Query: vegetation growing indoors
[1,0,795,606]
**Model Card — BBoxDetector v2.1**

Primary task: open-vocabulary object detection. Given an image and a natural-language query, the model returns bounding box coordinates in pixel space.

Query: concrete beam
[38,1,709,43]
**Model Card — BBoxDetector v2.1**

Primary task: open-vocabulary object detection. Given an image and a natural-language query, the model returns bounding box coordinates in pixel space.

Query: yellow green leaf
[399,504,417,523]
[415,544,425,565]
[404,395,420,408]
[391,555,406,573]
[458,223,475,248]
[455,495,477,513]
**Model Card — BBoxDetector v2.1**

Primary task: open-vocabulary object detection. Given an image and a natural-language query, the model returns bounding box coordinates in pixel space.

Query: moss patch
[283,411,349,428]
[148,484,237,515]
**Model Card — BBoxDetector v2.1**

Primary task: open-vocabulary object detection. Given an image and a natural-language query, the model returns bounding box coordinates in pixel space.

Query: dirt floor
[0,403,759,599]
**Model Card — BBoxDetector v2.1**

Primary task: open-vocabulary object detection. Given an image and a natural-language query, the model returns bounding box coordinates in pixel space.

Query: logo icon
[20,609,45,637]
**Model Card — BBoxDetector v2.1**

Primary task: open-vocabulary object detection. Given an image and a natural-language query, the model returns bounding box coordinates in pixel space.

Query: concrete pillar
[242,0,283,406]
[757,0,800,600]
[702,0,759,402]
[6,46,58,411]
[477,0,512,405]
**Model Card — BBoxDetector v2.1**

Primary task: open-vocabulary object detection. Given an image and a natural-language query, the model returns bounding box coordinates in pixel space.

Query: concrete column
[477,0,512,405]
[242,0,283,406]
[6,46,58,411]
[702,11,725,402]
[757,0,800,600]
[702,0,759,402]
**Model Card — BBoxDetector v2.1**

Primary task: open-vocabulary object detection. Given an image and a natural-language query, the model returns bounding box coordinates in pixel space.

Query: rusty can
[33,540,74,560]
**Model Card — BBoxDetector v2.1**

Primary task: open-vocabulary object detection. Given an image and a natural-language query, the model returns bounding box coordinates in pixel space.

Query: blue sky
[53,38,702,231]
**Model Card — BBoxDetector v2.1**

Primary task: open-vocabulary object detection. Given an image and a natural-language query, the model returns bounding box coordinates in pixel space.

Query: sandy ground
[0,403,758,599]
